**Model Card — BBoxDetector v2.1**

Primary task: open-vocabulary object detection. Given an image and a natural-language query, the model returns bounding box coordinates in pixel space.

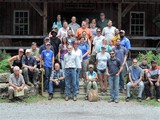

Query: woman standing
[78,37,90,81]
[72,41,83,94]
[96,45,110,95]
[58,36,69,70]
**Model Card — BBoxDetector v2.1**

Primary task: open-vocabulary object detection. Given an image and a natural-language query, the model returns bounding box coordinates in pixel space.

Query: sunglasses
[46,44,51,46]
[110,53,115,55]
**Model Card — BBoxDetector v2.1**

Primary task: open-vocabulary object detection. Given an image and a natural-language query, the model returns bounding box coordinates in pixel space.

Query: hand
[116,73,119,76]
[155,81,159,87]
[150,81,153,86]
[107,73,110,77]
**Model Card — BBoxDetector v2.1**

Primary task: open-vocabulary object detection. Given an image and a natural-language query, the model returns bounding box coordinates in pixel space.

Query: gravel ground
[0,100,160,120]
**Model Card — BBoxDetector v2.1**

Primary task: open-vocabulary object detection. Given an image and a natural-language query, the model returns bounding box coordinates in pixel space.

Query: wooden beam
[127,36,160,40]
[122,3,136,17]
[0,35,44,39]
[43,2,47,35]
[118,3,122,29]
[29,2,44,16]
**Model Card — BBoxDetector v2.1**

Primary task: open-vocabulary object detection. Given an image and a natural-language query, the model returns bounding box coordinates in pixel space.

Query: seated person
[139,58,150,81]
[126,59,144,102]
[22,49,39,86]
[8,48,24,73]
[145,60,160,102]
[30,42,40,68]
[48,63,65,100]
[8,66,28,102]
[85,64,98,100]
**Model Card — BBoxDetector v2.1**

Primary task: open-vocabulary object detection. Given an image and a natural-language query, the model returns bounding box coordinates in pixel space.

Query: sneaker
[125,97,130,102]
[9,98,15,103]
[48,94,53,100]
[100,89,103,96]
[157,99,160,102]
[120,89,124,93]
[73,96,77,101]
[137,97,142,102]
[85,96,88,100]
[114,99,119,103]
[146,97,151,101]
[65,96,69,101]
[77,90,79,94]
[108,99,114,103]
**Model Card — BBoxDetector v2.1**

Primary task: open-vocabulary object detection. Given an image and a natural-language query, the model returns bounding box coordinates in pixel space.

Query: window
[14,10,29,35]
[130,12,145,36]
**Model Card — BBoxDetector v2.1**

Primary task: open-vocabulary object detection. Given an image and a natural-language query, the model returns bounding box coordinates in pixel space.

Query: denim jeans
[119,67,125,89]
[44,67,52,91]
[48,80,65,94]
[65,68,77,97]
[108,76,119,100]
[76,68,81,91]
[126,81,144,98]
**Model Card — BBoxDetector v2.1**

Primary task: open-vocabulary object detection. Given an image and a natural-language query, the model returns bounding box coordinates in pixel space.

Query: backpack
[88,89,99,102]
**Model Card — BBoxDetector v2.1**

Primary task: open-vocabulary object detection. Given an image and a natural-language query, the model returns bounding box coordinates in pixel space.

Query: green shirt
[97,19,109,30]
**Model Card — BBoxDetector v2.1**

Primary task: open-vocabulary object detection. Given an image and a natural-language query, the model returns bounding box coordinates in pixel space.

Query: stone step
[0,73,10,83]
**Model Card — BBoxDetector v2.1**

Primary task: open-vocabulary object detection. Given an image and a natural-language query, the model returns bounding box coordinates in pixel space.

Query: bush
[0,50,11,73]
[137,51,160,65]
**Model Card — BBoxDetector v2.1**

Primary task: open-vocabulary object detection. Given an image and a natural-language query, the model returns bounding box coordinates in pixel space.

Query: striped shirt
[148,66,160,81]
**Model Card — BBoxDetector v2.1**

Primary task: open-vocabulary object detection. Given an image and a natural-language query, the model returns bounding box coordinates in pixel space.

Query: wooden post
[118,3,122,29]
[43,2,47,36]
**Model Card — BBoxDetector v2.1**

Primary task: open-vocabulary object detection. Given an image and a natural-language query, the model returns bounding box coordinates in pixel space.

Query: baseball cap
[25,49,31,53]
[19,48,24,52]
[151,60,157,64]
[44,37,50,41]
[88,64,94,68]
[120,30,125,33]
[101,45,106,48]
[100,13,105,16]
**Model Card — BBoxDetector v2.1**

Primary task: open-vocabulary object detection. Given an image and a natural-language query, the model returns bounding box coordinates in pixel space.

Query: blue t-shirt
[121,36,131,50]
[112,46,127,64]
[78,43,90,60]
[41,50,54,68]
[129,66,143,82]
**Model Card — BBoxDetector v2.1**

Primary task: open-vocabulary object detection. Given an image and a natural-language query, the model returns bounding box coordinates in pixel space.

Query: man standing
[50,29,61,59]
[41,42,54,92]
[48,63,65,100]
[97,12,108,31]
[107,50,122,103]
[69,16,80,34]
[145,60,160,102]
[113,39,128,93]
[8,66,28,102]
[119,30,131,58]
[75,21,92,40]
[22,49,39,86]
[64,45,78,101]
[126,59,144,102]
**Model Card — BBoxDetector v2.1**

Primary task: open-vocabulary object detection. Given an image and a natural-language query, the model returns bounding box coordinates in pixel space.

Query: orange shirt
[112,34,120,46]
[75,27,92,40]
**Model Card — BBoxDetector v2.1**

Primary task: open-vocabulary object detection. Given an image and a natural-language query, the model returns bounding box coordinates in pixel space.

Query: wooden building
[0,0,160,55]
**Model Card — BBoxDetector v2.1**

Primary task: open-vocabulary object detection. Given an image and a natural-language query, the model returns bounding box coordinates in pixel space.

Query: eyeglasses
[46,44,51,46]
[97,31,101,32]
[133,62,137,63]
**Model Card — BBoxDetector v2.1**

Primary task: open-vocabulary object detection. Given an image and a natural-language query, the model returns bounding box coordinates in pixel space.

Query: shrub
[0,50,11,73]
[137,51,160,66]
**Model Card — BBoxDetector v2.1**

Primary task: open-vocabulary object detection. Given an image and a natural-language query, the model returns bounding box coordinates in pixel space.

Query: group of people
[7,12,160,103]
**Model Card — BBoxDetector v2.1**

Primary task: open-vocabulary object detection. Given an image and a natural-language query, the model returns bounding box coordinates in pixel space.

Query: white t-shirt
[96,52,110,70]
[93,35,105,53]
[72,48,82,68]
[102,26,116,43]
[57,27,74,40]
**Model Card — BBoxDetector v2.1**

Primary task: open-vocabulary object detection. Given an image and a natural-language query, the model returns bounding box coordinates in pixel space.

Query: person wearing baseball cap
[97,12,109,30]
[96,44,110,95]
[22,49,39,86]
[145,59,160,102]
[85,64,98,100]
[8,48,24,73]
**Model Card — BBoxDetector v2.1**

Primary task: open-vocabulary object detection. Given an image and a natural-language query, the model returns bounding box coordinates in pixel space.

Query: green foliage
[0,50,11,73]
[137,51,160,66]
